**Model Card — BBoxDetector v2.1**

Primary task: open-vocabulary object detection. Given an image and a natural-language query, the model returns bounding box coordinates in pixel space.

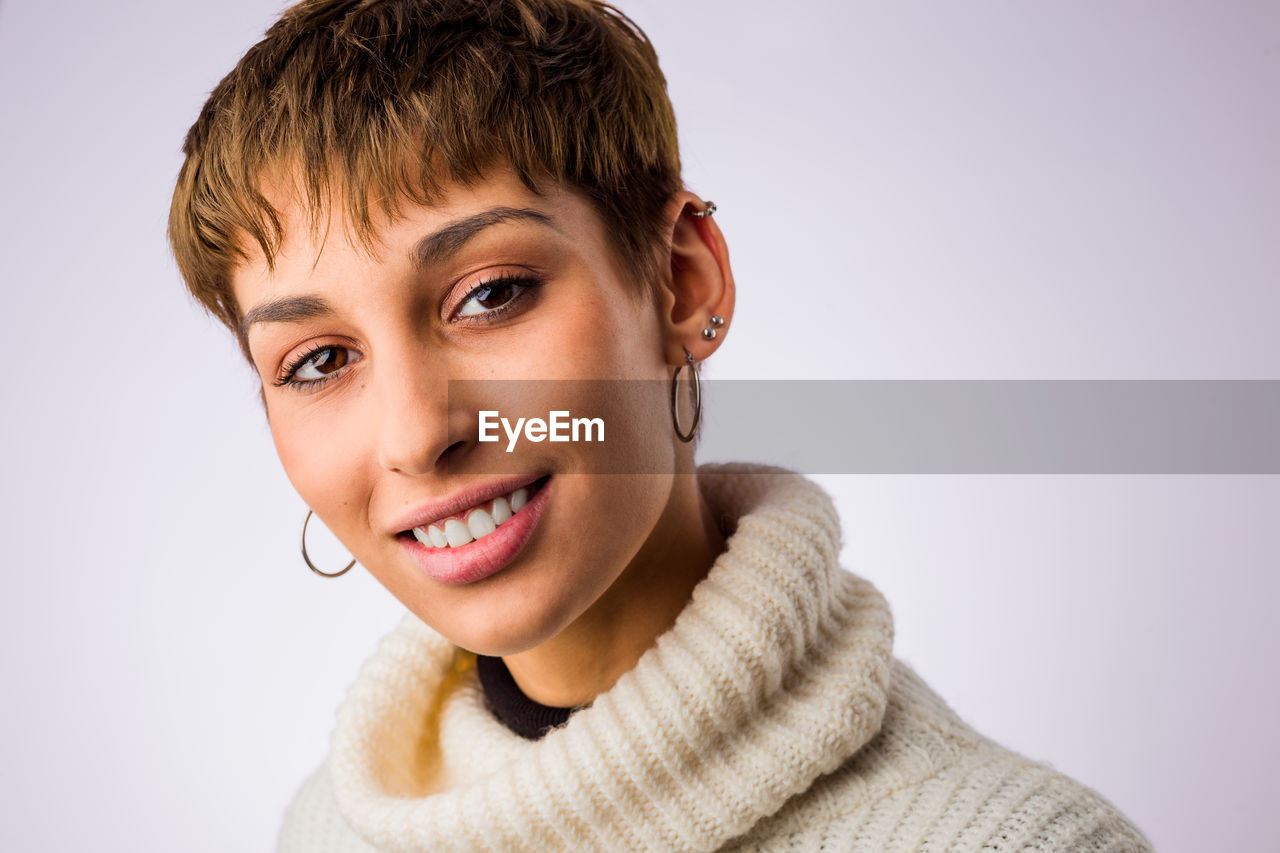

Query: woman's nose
[374,357,464,477]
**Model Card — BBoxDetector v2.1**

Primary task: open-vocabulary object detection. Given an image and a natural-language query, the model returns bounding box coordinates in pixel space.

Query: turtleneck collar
[327,462,895,852]
[474,653,581,739]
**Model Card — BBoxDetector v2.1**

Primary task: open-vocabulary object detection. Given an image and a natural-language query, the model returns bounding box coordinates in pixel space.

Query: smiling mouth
[399,475,551,549]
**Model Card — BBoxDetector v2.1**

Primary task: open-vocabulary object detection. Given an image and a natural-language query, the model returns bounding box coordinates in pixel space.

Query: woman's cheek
[273,413,359,514]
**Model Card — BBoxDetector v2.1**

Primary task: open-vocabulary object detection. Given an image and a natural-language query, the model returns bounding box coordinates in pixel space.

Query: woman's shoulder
[277,762,377,853]
[728,657,1154,852]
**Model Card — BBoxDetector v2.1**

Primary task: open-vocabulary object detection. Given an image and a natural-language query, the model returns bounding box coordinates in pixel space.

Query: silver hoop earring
[691,200,717,218]
[301,510,356,578]
[670,349,702,443]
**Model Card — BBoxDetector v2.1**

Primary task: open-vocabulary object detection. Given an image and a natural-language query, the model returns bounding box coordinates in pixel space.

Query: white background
[2,1,1277,850]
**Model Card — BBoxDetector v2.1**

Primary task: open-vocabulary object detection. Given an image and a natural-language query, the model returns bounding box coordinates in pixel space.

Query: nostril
[439,440,469,473]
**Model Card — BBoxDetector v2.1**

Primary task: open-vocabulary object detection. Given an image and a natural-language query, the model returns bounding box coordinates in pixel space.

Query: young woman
[168,1,1153,849]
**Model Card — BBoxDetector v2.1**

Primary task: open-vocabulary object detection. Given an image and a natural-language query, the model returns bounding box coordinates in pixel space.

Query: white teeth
[443,518,473,547]
[467,508,496,539]
[491,496,511,525]
[411,481,542,548]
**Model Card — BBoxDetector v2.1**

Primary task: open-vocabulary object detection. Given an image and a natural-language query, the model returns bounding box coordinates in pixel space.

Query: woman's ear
[654,191,736,367]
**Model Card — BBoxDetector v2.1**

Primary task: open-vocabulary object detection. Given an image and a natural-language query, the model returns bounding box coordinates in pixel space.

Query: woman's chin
[433,591,584,659]
[449,623,560,659]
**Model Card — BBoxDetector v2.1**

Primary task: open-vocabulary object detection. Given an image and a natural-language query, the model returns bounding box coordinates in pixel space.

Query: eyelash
[275,343,349,390]
[273,273,544,390]
[453,272,544,324]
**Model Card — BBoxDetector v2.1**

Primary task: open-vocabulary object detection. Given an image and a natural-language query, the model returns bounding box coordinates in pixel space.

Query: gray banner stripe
[698,380,1280,473]
[447,380,1280,474]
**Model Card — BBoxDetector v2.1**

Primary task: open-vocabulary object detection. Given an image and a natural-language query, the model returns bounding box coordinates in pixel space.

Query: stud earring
[701,315,725,340]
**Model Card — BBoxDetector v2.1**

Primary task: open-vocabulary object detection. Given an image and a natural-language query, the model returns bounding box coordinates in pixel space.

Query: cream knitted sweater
[279,463,1153,852]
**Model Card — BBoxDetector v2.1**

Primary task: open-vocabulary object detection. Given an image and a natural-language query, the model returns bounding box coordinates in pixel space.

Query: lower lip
[401,477,552,585]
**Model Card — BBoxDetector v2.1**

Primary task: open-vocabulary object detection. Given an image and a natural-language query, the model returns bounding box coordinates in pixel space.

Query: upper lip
[390,473,546,534]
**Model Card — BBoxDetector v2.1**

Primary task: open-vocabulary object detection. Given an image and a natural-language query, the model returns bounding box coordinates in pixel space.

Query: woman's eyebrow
[241,295,333,339]
[412,207,559,270]
[240,208,557,338]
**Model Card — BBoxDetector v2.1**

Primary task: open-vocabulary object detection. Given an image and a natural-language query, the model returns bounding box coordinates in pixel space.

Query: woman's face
[232,168,714,655]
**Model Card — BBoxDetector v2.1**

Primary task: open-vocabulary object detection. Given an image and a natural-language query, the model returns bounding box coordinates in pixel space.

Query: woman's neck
[501,472,725,708]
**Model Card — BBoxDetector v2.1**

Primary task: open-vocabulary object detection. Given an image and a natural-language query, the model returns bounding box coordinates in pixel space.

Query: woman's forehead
[232,167,606,287]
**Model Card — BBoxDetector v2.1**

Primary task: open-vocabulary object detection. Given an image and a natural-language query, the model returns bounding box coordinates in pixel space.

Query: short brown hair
[168,0,681,355]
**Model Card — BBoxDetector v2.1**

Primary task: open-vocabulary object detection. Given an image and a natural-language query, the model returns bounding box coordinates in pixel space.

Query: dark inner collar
[475,654,584,740]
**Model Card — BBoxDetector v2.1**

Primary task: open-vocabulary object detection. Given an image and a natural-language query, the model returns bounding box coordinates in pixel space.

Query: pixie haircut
[168,0,681,355]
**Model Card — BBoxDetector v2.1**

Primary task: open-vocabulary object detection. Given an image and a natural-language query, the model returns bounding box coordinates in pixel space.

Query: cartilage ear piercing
[691,201,717,218]
[710,315,724,327]
[701,326,717,340]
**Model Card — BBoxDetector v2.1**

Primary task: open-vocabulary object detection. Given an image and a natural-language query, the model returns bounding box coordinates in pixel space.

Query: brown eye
[476,283,514,309]
[454,274,541,320]
[288,346,360,384]
[312,347,348,374]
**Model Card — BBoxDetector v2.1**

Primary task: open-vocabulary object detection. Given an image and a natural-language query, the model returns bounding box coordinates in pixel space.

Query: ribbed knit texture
[279,462,1153,852]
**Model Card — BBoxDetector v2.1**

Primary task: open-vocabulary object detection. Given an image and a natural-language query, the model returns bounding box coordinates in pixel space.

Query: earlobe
[658,192,736,367]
